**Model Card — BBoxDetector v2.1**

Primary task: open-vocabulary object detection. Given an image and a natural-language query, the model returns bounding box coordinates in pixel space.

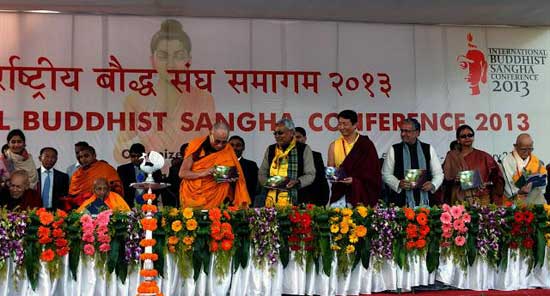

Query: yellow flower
[342,216,353,225]
[345,245,355,254]
[171,220,183,232]
[334,235,342,241]
[169,207,179,217]
[340,222,349,234]
[331,244,341,251]
[186,219,198,231]
[330,224,340,233]
[333,208,341,213]
[183,236,195,245]
[545,233,550,240]
[349,234,358,244]
[356,206,368,218]
[182,208,194,219]
[341,208,353,217]
[330,216,340,222]
[161,217,166,227]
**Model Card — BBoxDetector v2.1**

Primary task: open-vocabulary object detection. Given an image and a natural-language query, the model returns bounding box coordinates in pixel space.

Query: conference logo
[457,33,487,96]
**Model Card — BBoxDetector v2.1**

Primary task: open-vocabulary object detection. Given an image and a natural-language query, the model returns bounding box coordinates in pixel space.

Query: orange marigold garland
[137,189,162,296]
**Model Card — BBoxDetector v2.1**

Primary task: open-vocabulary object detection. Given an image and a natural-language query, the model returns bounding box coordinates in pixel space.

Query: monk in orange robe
[179,123,250,209]
[69,146,124,197]
[76,178,130,213]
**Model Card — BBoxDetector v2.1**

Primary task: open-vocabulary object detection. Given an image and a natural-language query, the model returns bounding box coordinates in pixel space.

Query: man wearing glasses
[0,170,42,210]
[500,133,547,205]
[258,118,316,207]
[382,118,443,207]
[179,122,250,209]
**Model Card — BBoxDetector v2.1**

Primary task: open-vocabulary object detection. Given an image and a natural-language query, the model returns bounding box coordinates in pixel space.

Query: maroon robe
[1,188,42,211]
[330,135,382,206]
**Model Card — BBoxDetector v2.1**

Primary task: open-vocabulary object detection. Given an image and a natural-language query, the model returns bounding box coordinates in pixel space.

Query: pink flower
[83,243,95,256]
[96,225,108,234]
[80,215,93,225]
[82,233,95,243]
[440,212,452,224]
[462,213,471,223]
[99,243,111,253]
[442,230,453,238]
[442,223,452,233]
[453,219,465,230]
[440,241,451,248]
[442,204,450,212]
[454,235,466,246]
[458,226,468,234]
[450,206,463,219]
[97,234,110,243]
[96,210,112,224]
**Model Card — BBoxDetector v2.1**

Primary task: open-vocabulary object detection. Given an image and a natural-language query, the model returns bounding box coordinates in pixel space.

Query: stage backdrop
[0,13,549,171]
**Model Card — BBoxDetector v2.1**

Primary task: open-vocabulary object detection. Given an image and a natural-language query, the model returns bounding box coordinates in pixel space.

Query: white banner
[0,14,548,171]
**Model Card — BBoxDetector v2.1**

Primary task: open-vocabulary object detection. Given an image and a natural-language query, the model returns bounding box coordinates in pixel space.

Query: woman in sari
[443,125,504,205]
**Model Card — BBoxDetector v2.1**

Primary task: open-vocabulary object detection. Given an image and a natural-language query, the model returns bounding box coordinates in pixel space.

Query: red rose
[524,211,535,224]
[290,245,300,251]
[510,241,519,249]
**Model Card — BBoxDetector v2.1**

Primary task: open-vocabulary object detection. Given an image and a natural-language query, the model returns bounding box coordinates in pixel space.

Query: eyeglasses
[210,134,228,145]
[273,130,286,136]
[459,133,475,139]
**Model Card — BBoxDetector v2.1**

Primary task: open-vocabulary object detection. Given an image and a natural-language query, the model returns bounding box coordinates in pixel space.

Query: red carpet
[370,288,550,295]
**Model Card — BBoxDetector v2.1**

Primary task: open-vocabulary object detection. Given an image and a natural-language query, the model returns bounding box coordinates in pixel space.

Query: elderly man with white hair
[500,133,547,205]
[258,118,316,207]
[179,122,251,209]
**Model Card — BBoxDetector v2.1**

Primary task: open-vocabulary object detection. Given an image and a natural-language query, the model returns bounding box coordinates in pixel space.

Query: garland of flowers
[288,206,315,268]
[370,206,398,271]
[329,207,367,277]
[164,207,197,279]
[474,206,506,268]
[440,204,471,270]
[208,208,235,279]
[249,207,279,273]
[137,192,162,296]
[0,210,27,278]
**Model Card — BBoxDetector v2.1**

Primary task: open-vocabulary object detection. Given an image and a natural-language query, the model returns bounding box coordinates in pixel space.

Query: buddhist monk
[76,178,130,214]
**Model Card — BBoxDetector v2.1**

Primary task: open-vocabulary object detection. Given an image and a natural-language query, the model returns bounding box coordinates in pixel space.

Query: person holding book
[443,124,505,205]
[500,133,546,205]
[382,118,443,207]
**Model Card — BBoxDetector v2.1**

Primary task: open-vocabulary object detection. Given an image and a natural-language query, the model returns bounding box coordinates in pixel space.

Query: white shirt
[382,142,444,194]
[40,166,54,208]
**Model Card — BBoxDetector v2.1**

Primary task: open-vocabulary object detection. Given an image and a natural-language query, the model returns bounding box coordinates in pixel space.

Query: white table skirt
[1,248,549,295]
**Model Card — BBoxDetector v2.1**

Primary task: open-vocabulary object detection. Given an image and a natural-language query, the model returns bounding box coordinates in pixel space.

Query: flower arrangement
[329,207,368,276]
[249,207,279,273]
[36,209,69,277]
[163,207,197,278]
[208,208,235,279]
[137,192,162,296]
[474,206,506,268]
[439,204,471,270]
[288,205,315,268]
[0,210,27,277]
[509,208,535,254]
[403,207,430,253]
[370,206,398,271]
[80,210,112,271]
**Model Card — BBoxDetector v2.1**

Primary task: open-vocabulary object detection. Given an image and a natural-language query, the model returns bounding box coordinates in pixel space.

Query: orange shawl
[69,160,124,197]
[76,191,130,213]
[179,136,250,209]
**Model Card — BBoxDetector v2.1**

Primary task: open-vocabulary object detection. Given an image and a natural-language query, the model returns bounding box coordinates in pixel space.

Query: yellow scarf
[511,150,547,183]
[333,133,359,167]
[266,140,296,207]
